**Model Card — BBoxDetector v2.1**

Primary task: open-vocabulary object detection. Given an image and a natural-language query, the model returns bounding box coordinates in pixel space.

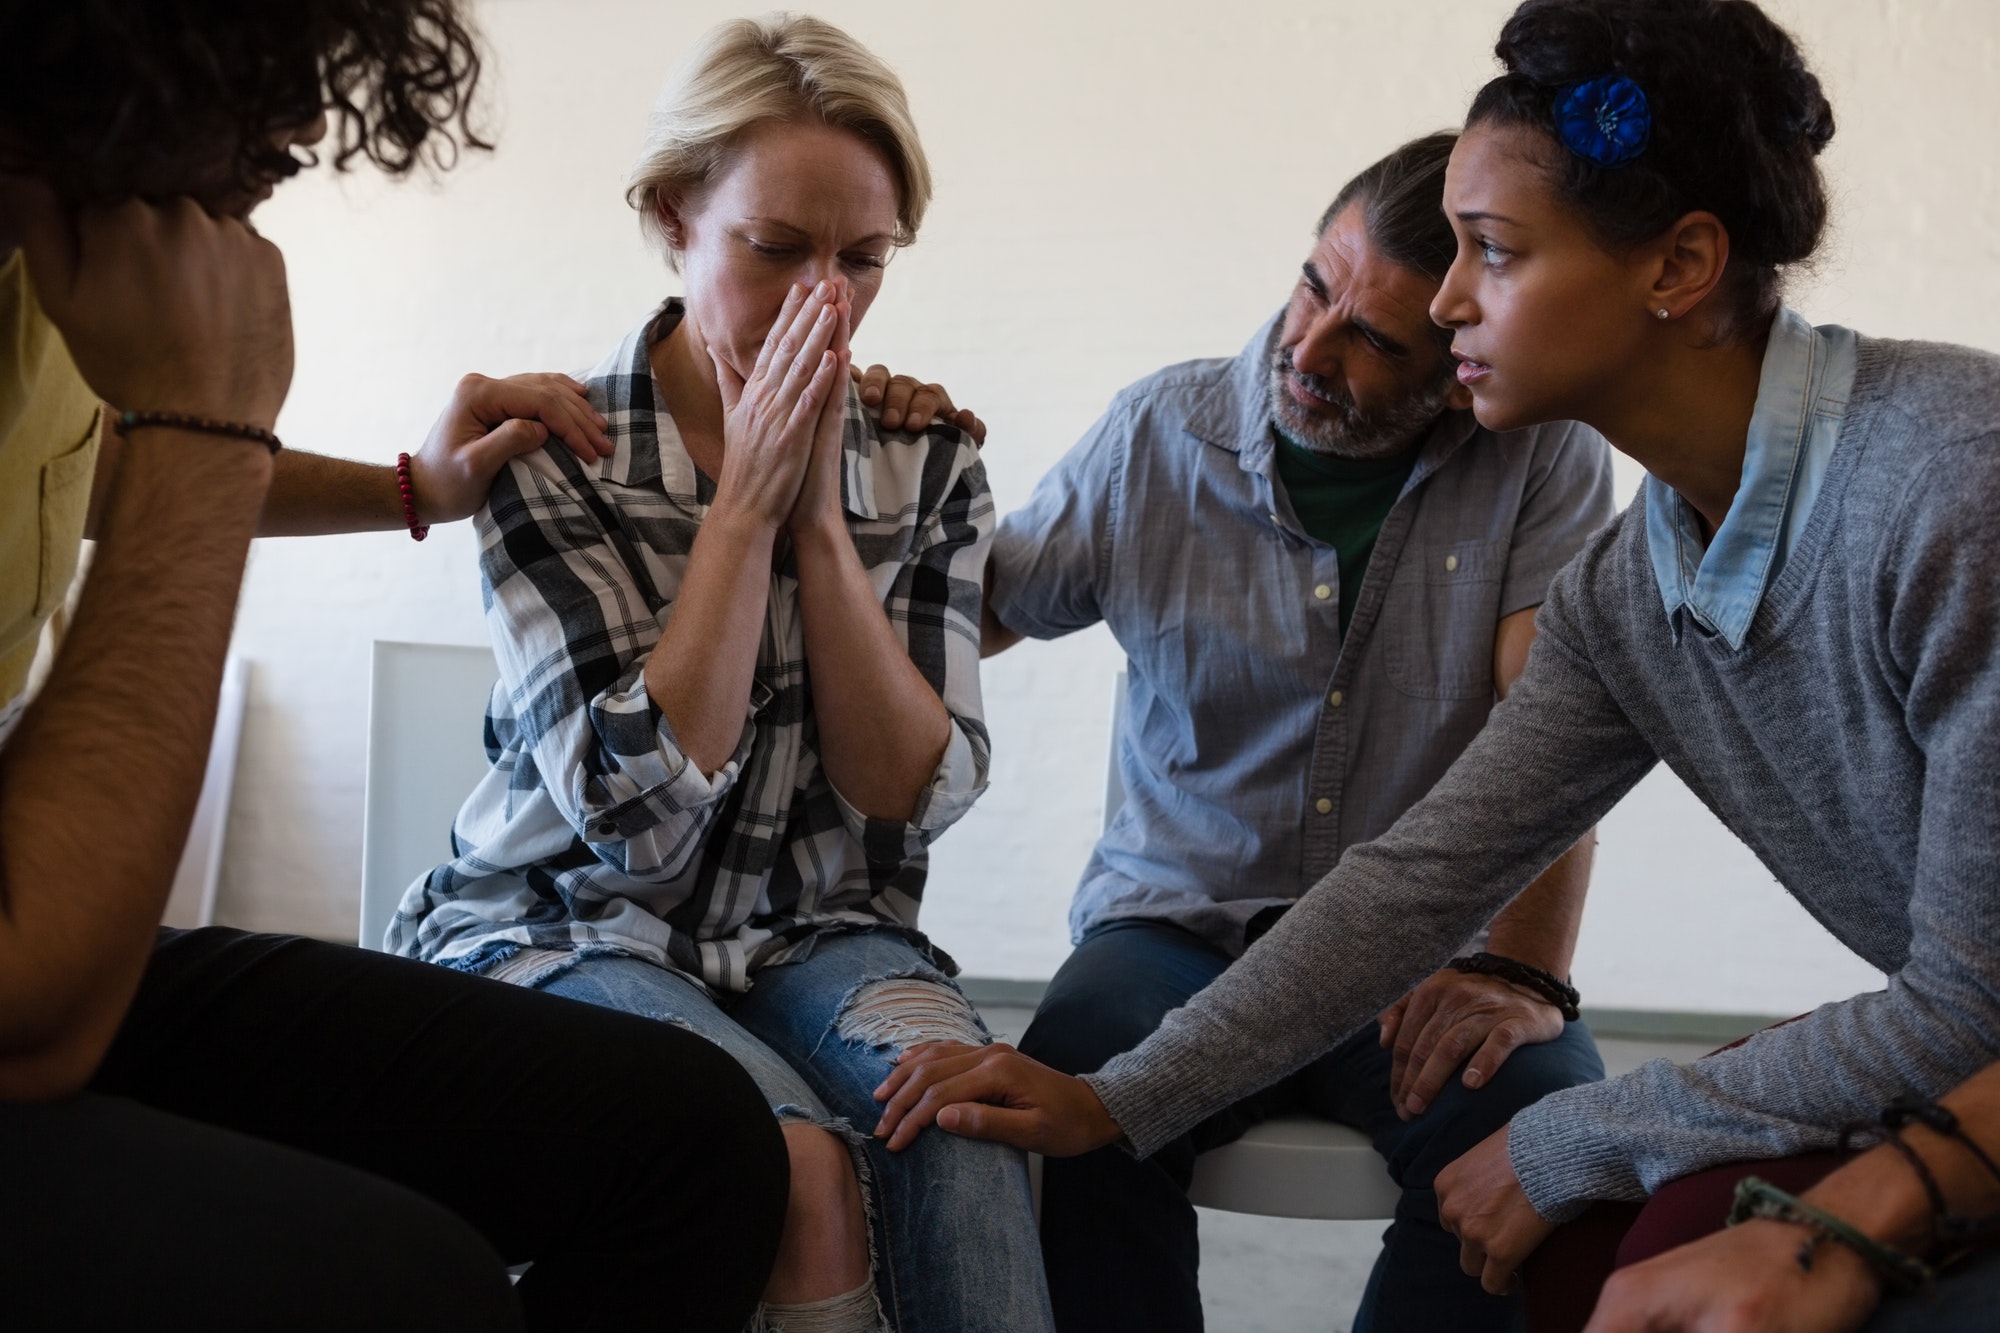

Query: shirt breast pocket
[1380,539,1506,701]
[36,433,97,617]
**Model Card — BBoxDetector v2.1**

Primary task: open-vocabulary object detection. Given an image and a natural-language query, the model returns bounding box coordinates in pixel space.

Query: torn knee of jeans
[833,976,990,1054]
[752,1280,884,1333]
[769,1113,885,1310]
[771,1103,828,1129]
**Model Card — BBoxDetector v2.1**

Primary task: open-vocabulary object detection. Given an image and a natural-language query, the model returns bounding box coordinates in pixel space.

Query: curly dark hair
[1468,0,1835,332]
[0,0,491,204]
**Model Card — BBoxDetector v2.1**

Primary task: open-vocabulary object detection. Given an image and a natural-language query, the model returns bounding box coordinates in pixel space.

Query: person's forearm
[258,450,402,537]
[0,432,274,1099]
[642,504,776,776]
[1808,1061,2000,1256]
[1483,830,1594,978]
[793,518,950,822]
[89,433,405,541]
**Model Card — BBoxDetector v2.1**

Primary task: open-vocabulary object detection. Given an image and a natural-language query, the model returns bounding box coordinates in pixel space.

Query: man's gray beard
[1268,347,1452,461]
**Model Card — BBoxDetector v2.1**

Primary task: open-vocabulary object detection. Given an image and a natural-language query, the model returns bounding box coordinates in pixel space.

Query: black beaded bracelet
[116,409,282,455]
[1447,951,1580,1021]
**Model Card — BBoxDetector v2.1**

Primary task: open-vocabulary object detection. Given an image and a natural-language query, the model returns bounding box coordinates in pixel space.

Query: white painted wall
[225,0,1999,1015]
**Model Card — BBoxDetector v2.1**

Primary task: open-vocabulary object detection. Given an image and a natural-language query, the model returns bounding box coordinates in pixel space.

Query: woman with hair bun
[1431,3,2000,1323]
[873,2,2000,1327]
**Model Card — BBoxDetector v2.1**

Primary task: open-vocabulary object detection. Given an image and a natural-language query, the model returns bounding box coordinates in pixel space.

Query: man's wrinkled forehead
[1306,205,1444,338]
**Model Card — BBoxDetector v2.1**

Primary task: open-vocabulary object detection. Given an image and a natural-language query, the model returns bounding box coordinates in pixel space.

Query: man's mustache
[1274,348,1359,419]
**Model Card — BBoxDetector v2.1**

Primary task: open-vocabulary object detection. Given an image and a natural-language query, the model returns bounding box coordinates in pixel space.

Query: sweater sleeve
[1082,545,1659,1158]
[1509,432,2000,1221]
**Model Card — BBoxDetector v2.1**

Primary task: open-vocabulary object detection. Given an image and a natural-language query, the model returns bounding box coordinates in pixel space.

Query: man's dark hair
[1316,131,1461,283]
[0,0,490,203]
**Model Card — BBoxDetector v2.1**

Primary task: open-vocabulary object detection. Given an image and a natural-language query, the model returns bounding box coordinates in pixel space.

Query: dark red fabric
[1615,1151,1847,1267]
[1523,1200,1644,1333]
[1523,1016,1829,1332]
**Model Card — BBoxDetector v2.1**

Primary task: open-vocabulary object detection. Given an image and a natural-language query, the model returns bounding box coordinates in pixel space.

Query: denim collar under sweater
[1644,307,1859,650]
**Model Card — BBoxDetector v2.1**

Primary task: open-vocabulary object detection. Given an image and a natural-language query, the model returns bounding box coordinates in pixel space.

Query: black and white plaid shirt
[389,302,993,992]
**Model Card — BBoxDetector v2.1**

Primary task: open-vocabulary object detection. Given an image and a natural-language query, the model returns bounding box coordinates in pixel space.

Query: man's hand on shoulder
[1378,966,1565,1120]
[854,363,986,446]
[408,372,614,525]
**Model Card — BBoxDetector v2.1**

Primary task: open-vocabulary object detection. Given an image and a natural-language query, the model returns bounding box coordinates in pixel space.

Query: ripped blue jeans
[519,930,1054,1333]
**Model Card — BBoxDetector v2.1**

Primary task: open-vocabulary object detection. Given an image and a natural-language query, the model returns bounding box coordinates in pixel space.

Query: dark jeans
[1020,918,1606,1333]
[0,928,788,1332]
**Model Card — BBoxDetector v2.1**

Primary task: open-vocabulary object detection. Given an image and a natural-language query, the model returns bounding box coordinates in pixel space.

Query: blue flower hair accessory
[1554,75,1652,168]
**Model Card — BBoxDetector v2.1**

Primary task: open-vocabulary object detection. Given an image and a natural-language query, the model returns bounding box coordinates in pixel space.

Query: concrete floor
[975,1003,1710,1333]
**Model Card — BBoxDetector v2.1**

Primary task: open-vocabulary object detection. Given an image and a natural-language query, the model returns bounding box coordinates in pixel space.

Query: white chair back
[358,641,498,950]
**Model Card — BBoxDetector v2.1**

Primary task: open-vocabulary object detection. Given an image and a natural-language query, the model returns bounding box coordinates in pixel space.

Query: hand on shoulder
[855,362,986,446]
[410,372,613,525]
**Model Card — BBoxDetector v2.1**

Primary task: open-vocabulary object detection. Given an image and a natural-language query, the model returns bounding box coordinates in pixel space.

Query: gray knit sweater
[1084,335,2000,1222]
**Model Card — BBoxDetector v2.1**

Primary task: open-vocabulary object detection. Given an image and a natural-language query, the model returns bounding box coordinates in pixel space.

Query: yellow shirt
[0,250,102,717]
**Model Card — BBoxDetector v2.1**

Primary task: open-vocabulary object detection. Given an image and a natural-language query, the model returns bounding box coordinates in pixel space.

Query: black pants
[1021,918,1606,1333]
[0,928,789,1332]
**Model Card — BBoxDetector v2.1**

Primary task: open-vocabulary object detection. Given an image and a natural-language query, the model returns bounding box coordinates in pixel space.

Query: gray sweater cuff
[1080,1060,1217,1161]
[1507,1084,1646,1223]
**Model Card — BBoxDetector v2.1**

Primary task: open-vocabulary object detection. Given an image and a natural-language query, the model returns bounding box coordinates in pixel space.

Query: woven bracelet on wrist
[1447,952,1580,1021]
[1728,1175,1935,1293]
[1842,1118,1952,1254]
[1844,1098,2000,1265]
[395,452,430,542]
[1882,1095,2000,1190]
[116,409,282,455]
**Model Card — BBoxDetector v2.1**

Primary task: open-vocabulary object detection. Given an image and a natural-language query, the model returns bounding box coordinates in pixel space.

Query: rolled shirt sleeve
[987,401,1127,641]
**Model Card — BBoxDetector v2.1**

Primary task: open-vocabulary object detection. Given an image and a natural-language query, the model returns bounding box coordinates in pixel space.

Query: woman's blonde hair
[626,13,932,266]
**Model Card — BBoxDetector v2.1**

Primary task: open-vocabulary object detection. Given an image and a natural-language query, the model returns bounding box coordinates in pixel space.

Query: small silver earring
[1655,308,1671,320]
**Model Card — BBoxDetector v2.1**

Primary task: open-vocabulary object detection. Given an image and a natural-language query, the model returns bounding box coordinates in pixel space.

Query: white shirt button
[1313,584,1332,601]
[1314,798,1334,815]
[1269,513,1281,525]
[1328,690,1344,708]
[1445,554,1460,572]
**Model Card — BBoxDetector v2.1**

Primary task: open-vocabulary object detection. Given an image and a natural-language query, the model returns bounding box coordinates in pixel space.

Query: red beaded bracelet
[396,452,430,541]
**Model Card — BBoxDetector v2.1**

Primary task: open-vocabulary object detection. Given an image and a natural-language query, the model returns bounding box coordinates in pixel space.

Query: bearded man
[977,131,1616,1333]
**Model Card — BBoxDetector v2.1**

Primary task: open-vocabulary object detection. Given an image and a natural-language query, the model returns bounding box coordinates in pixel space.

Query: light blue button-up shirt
[990,317,1616,956]
[1645,307,1859,649]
